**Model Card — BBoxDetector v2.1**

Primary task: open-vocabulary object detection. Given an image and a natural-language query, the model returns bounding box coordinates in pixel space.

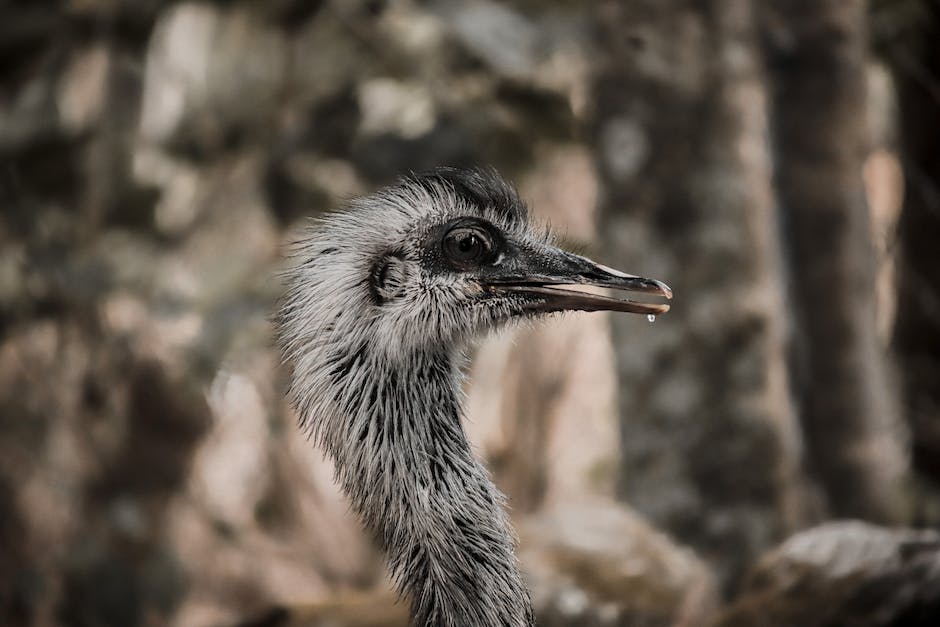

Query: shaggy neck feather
[319,344,534,626]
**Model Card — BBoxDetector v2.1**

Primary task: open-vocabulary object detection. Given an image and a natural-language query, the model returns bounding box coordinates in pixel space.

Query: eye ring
[443,226,492,265]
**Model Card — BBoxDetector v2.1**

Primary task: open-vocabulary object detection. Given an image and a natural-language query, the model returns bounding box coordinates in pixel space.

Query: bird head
[279,168,671,359]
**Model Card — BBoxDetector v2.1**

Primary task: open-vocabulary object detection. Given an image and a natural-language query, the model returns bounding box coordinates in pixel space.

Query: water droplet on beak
[647,314,656,323]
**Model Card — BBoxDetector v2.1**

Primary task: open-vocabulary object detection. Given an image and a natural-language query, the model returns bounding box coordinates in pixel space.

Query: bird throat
[322,346,535,627]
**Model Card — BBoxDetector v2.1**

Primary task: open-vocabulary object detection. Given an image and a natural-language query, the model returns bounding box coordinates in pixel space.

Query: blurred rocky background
[1,0,939,626]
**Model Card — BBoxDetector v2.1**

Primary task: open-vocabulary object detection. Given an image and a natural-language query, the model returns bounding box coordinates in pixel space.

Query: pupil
[443,226,490,265]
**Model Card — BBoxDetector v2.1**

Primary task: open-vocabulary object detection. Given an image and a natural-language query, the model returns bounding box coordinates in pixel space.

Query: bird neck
[321,345,534,627]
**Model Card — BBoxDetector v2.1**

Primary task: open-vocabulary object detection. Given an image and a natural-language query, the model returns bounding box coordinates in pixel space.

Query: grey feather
[276,169,537,626]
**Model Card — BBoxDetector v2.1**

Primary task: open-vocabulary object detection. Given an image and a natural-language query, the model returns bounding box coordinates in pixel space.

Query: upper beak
[484,250,672,316]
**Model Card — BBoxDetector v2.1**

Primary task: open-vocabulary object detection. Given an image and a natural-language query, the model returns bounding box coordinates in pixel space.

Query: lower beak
[485,255,672,316]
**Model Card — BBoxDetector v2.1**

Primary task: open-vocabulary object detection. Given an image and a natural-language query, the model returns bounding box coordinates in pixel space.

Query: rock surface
[713,521,940,627]
[522,502,718,627]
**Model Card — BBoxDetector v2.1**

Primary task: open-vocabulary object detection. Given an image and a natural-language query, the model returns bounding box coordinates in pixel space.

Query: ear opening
[369,253,409,305]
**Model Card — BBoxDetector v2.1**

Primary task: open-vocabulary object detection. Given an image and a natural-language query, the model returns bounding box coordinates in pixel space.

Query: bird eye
[443,227,491,265]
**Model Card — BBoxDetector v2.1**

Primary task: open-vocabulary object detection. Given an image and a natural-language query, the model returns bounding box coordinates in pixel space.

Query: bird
[275,167,672,627]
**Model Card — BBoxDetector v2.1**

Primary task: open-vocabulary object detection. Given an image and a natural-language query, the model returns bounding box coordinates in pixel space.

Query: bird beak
[483,248,672,316]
